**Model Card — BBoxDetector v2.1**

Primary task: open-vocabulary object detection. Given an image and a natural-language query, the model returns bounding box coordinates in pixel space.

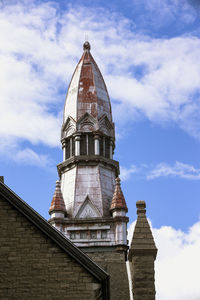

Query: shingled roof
[49,180,66,214]
[110,177,128,212]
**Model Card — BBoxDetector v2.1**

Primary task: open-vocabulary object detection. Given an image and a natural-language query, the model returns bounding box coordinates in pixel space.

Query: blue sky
[1,1,200,298]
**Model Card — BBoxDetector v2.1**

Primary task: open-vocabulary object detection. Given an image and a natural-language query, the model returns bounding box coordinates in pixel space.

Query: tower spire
[49,42,130,299]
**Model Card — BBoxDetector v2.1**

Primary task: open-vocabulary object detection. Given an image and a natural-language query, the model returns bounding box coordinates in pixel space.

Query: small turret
[128,201,157,300]
[110,177,128,217]
[49,181,66,219]
[110,177,128,245]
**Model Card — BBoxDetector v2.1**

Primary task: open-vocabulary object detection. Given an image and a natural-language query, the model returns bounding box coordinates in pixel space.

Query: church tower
[49,42,130,299]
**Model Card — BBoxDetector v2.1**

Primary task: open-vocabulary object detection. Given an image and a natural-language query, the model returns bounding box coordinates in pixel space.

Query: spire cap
[136,200,146,215]
[110,177,128,212]
[83,41,91,51]
[49,180,66,215]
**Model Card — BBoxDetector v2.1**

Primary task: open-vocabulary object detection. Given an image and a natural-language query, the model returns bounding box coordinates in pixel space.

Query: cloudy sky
[1,0,200,298]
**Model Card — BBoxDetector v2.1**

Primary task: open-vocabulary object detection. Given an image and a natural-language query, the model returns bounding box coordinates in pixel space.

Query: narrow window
[101,230,107,239]
[80,231,88,239]
[65,139,70,159]
[105,137,110,158]
[88,134,94,155]
[70,232,76,240]
[90,231,97,239]
[99,137,103,156]
[72,138,75,156]
[80,135,87,155]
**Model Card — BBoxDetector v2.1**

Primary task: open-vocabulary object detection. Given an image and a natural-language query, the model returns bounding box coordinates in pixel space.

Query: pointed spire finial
[49,180,66,216]
[110,177,128,212]
[83,41,91,51]
[136,200,146,215]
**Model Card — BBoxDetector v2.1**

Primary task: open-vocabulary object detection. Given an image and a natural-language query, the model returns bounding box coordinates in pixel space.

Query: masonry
[0,181,109,300]
[86,250,130,300]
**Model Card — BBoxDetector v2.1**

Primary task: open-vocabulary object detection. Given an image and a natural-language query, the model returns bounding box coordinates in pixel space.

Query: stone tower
[49,42,130,299]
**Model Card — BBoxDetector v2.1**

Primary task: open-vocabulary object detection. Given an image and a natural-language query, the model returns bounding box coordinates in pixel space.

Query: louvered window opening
[80,135,87,155]
[64,135,111,159]
[65,139,70,159]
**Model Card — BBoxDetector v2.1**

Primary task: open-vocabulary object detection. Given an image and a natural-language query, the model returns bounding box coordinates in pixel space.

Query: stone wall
[131,254,156,300]
[0,196,101,300]
[87,250,130,300]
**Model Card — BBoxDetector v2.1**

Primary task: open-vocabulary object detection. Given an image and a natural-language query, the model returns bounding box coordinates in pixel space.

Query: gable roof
[0,180,110,300]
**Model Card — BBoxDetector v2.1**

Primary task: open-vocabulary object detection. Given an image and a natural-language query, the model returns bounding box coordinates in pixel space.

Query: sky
[1,0,200,299]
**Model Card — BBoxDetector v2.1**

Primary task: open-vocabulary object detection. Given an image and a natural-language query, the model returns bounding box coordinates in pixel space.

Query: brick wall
[87,250,129,300]
[0,196,101,300]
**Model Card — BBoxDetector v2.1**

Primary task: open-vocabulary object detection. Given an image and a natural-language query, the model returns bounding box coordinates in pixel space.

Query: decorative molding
[62,116,76,138]
[77,112,97,132]
[75,196,102,219]
[98,115,114,137]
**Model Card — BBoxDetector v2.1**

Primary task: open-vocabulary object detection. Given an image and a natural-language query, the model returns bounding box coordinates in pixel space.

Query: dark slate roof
[128,201,157,260]
[0,180,110,300]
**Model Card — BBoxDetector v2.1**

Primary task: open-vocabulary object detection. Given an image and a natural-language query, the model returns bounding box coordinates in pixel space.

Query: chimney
[128,201,157,300]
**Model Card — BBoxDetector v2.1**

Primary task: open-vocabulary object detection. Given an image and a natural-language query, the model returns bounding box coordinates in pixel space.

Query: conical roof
[49,181,66,214]
[63,41,112,123]
[110,177,128,212]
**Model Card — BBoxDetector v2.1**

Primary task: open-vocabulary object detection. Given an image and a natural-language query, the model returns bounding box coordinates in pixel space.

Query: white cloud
[137,0,198,25]
[14,148,51,167]
[120,165,138,181]
[1,1,200,165]
[147,161,200,180]
[128,220,200,300]
[121,161,200,181]
[0,137,53,168]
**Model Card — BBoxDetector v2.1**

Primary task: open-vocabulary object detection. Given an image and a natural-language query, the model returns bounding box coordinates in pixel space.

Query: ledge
[57,155,119,176]
[49,216,129,225]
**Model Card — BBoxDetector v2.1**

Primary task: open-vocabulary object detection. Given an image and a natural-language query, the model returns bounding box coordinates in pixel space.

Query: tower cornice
[57,155,119,178]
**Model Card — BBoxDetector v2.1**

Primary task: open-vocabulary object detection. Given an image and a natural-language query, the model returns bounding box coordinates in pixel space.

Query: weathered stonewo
[128,201,157,300]
[87,249,129,300]
[0,182,109,300]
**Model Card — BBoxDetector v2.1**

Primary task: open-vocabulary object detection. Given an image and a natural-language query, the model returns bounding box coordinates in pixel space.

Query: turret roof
[110,177,128,212]
[49,180,66,214]
[63,41,112,123]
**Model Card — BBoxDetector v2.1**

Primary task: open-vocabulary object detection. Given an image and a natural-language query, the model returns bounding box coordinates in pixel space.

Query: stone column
[75,135,81,156]
[70,138,73,157]
[128,201,157,300]
[94,135,100,155]
[62,141,66,161]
